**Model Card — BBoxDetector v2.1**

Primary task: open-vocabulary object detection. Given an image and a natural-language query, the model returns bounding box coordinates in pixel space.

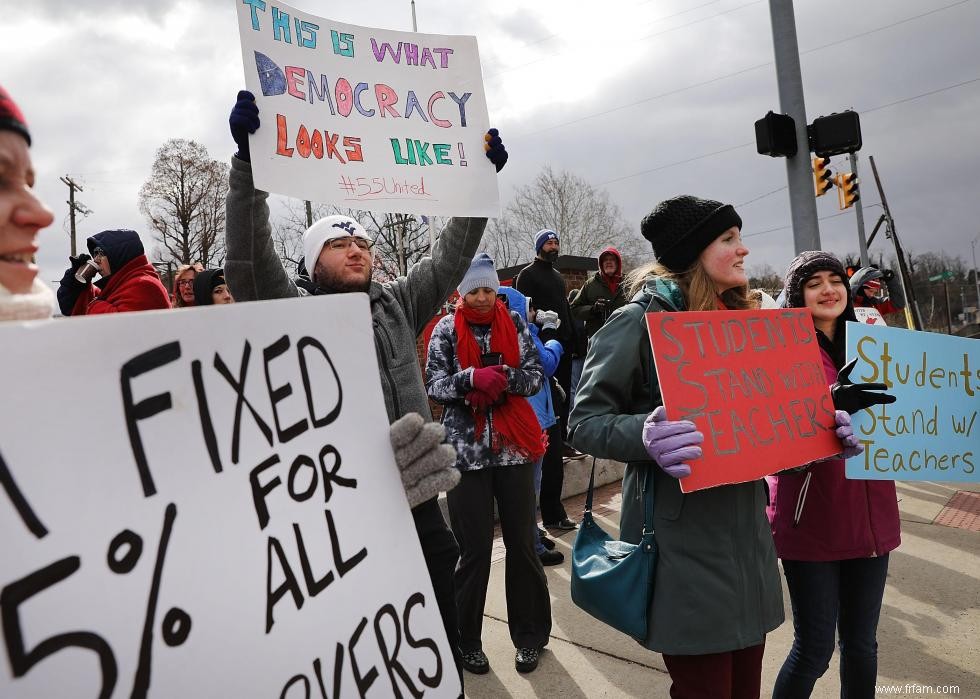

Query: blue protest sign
[845,322,979,482]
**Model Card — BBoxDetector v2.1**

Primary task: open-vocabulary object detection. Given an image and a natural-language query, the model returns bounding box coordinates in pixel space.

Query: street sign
[928,271,954,281]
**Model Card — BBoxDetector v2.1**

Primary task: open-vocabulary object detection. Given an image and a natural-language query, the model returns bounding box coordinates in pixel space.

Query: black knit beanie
[640,195,742,272]
[781,251,851,310]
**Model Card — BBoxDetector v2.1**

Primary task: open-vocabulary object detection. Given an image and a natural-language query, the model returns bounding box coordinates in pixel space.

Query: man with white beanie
[223,90,508,685]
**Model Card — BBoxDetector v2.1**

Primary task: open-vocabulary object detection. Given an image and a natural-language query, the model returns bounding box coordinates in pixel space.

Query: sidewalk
[463,479,980,698]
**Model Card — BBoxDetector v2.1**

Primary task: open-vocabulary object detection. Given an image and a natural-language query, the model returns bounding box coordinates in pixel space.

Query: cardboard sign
[647,309,841,492]
[235,0,500,218]
[854,307,887,326]
[0,297,459,698]
[846,322,979,482]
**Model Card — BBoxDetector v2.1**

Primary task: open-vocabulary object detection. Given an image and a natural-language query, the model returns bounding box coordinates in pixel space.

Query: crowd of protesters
[2,80,912,698]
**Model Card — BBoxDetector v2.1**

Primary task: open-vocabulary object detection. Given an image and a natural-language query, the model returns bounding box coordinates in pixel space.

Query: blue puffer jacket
[497,285,563,431]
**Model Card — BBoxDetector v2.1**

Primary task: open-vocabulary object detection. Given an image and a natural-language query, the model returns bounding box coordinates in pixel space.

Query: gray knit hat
[458,253,500,296]
[781,250,853,313]
[641,195,743,272]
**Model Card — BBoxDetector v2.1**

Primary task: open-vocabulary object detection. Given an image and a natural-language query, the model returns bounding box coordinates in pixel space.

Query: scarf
[0,279,55,322]
[454,299,546,461]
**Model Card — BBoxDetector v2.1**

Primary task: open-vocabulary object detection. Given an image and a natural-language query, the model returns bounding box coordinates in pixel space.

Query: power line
[507,0,975,141]
[737,186,787,207]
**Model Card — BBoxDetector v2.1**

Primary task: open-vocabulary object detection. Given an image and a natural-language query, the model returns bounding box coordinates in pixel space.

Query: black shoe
[460,649,490,675]
[562,444,587,460]
[539,534,556,550]
[544,518,578,531]
[538,549,565,566]
[515,647,541,673]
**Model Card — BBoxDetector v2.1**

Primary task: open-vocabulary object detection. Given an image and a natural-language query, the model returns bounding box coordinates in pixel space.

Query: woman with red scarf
[425,253,551,676]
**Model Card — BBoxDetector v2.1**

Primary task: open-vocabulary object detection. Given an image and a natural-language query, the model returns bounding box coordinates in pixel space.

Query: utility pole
[849,152,869,266]
[768,0,820,252]
[305,200,313,228]
[868,156,922,330]
[59,175,90,257]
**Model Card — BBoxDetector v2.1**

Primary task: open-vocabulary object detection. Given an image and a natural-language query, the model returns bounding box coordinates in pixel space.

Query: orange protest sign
[646,308,841,493]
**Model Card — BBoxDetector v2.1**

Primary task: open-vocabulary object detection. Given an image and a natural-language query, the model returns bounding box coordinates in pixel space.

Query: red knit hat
[0,84,31,146]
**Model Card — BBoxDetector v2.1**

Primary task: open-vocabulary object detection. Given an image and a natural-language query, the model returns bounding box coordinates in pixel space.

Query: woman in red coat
[768,251,900,699]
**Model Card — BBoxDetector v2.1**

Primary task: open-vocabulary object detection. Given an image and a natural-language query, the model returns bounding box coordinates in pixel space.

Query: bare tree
[494,166,646,264]
[139,139,229,268]
[747,262,784,297]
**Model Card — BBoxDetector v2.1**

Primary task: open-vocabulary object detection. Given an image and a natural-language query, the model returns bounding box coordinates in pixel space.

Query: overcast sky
[4,0,979,287]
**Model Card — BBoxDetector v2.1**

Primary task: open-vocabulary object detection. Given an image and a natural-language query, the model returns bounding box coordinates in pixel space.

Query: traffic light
[809,111,862,157]
[837,172,859,210]
[813,157,833,197]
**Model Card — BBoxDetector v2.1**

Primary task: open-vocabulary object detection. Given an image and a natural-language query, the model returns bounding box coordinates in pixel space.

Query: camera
[480,352,503,367]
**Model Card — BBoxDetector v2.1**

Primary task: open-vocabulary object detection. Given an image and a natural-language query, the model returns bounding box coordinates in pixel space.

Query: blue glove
[484,128,508,172]
[229,90,260,162]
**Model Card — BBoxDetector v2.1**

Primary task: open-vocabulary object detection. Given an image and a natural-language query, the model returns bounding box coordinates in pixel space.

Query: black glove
[69,253,91,274]
[229,90,260,162]
[884,271,906,310]
[592,298,608,317]
[831,358,896,414]
[483,128,508,172]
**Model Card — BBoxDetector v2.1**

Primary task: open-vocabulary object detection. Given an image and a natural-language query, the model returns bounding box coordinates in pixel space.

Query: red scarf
[454,299,546,461]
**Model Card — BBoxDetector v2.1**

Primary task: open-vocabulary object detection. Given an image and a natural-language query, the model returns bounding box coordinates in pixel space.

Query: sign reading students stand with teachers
[0,297,459,698]
[846,322,979,482]
[235,0,500,217]
[647,308,842,493]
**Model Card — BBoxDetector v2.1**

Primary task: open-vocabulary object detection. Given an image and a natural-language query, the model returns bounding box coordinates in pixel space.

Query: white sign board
[235,0,500,218]
[0,296,459,698]
[854,307,887,326]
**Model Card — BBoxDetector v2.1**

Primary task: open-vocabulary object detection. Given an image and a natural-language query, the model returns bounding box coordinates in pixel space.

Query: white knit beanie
[303,215,372,280]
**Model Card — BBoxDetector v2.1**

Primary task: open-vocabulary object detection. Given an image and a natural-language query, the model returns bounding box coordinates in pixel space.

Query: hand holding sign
[389,413,459,508]
[641,406,703,479]
[831,358,897,415]
[229,90,260,162]
[834,410,864,459]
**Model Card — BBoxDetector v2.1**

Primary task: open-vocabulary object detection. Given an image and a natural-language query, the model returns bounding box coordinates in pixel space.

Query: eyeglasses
[327,237,373,252]
[92,248,107,260]
[176,279,194,287]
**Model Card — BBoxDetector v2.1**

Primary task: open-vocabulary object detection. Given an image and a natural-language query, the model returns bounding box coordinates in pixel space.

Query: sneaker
[460,649,490,675]
[544,518,578,531]
[538,549,565,566]
[515,647,541,673]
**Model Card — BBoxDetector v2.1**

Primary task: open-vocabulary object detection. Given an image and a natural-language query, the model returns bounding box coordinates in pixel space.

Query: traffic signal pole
[768,0,821,253]
[849,152,869,267]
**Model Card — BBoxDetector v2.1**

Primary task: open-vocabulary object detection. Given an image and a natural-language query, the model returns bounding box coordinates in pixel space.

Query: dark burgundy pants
[662,641,766,699]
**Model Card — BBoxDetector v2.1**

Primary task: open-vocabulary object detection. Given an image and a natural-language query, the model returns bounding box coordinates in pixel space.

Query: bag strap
[585,457,656,537]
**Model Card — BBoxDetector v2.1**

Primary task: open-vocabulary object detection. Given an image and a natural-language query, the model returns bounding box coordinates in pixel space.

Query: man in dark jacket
[224,90,508,684]
[57,229,171,315]
[571,246,626,340]
[515,229,581,530]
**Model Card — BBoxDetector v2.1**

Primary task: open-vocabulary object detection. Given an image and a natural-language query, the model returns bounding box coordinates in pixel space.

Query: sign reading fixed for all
[846,322,979,482]
[235,0,499,218]
[647,309,841,493]
[0,296,459,698]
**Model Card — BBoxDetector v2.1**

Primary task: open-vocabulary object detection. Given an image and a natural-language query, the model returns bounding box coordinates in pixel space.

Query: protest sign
[235,0,499,218]
[647,309,841,493]
[854,307,887,326]
[846,322,979,482]
[0,296,459,698]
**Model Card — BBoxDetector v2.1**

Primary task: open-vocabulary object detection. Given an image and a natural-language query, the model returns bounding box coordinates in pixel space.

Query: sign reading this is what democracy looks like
[0,297,460,698]
[846,322,979,482]
[235,0,500,217]
[647,309,842,493]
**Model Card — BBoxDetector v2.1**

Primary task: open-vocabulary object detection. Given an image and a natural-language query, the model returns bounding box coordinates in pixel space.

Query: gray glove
[389,413,460,508]
[536,309,560,331]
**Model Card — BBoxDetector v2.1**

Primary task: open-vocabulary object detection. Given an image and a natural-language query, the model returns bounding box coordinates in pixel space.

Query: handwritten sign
[854,307,887,326]
[235,0,499,218]
[846,322,979,482]
[647,309,841,492]
[0,297,459,698]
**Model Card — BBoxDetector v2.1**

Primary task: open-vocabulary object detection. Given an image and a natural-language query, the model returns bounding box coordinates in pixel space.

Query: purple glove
[641,406,703,479]
[835,410,863,459]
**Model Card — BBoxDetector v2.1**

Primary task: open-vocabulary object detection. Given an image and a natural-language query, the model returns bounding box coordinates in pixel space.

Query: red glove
[471,366,508,398]
[466,391,495,410]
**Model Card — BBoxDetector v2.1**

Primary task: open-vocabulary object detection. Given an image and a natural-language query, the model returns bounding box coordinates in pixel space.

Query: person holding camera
[425,253,551,675]
[849,265,905,316]
[57,229,171,316]
[570,246,626,340]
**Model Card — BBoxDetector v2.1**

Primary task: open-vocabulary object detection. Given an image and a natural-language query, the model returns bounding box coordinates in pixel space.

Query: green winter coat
[568,277,784,655]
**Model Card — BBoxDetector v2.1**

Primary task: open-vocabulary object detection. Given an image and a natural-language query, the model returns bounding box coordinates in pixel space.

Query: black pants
[539,423,567,524]
[412,497,463,687]
[554,350,573,441]
[447,463,552,652]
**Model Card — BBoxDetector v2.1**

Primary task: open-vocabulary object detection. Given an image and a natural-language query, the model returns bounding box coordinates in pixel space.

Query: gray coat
[568,276,784,655]
[224,156,487,423]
